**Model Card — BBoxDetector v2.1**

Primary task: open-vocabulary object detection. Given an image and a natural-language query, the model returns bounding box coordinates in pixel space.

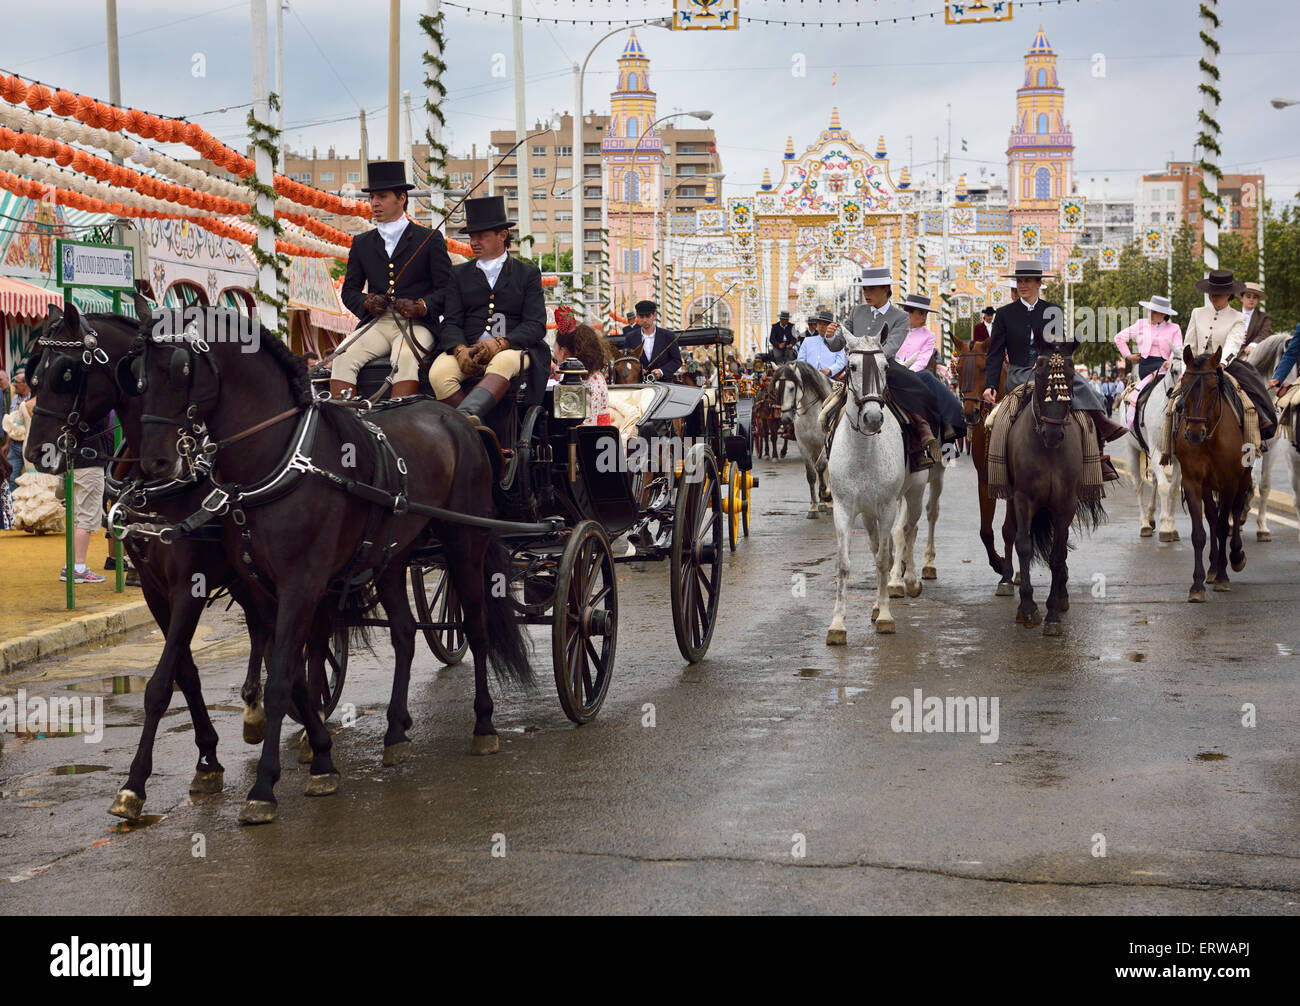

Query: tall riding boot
[905,412,936,471]
[1088,409,1128,444]
[457,373,512,425]
[390,380,420,399]
[329,379,355,400]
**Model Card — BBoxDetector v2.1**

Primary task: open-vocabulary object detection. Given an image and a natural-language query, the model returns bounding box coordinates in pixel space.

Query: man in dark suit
[335,161,453,399]
[982,261,1125,480]
[973,306,995,344]
[434,195,549,422]
[769,310,798,364]
[625,300,681,381]
[621,311,637,340]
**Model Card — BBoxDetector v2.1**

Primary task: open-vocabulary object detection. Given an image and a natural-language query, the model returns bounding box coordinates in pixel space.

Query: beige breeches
[430,349,523,400]
[331,316,434,384]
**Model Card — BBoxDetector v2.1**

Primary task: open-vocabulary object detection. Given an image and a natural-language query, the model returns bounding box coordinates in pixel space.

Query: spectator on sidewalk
[4,368,31,495]
[62,410,113,584]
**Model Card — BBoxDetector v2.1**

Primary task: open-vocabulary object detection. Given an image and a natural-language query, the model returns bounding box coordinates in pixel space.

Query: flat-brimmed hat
[1003,260,1055,282]
[856,266,894,287]
[899,293,938,313]
[808,307,834,324]
[1241,281,1265,299]
[458,195,515,234]
[778,310,790,320]
[1138,294,1177,317]
[362,160,414,193]
[1194,269,1245,296]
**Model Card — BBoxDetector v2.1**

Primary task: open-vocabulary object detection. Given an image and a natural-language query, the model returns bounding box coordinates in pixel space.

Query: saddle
[1163,371,1252,458]
[1130,377,1163,454]
[986,383,1103,501]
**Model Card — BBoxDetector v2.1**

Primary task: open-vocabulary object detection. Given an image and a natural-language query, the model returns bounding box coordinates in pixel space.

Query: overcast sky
[4,0,1298,204]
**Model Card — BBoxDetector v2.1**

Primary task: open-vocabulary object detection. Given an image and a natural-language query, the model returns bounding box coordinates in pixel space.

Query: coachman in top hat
[335,160,453,399]
[433,195,550,423]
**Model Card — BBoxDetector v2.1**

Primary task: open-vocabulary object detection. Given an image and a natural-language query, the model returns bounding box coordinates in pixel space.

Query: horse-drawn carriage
[608,326,756,550]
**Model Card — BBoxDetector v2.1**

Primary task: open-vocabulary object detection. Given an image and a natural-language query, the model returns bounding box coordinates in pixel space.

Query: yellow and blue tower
[1006,25,1073,210]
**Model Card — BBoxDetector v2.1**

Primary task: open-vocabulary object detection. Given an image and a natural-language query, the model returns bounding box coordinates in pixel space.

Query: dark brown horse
[753,379,784,459]
[1172,347,1251,602]
[611,354,643,385]
[133,321,533,824]
[1004,352,1105,635]
[953,338,1012,592]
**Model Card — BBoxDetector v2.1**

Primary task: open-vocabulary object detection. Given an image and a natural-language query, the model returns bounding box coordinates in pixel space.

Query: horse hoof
[888,584,904,598]
[238,800,277,825]
[995,582,1013,597]
[871,605,879,620]
[921,565,937,580]
[1231,555,1246,572]
[1205,569,1217,583]
[242,702,266,744]
[1173,530,1181,541]
[874,617,896,635]
[109,790,144,821]
[1158,530,1173,542]
[1043,622,1063,637]
[1213,580,1231,592]
[1013,573,1021,585]
[470,734,499,756]
[1256,530,1271,542]
[826,628,847,647]
[189,770,224,796]
[304,772,341,797]
[382,740,414,766]
[297,730,313,764]
[806,510,819,520]
[1140,525,1153,538]
[905,581,922,598]
[1016,610,1041,627]
[1188,588,1206,603]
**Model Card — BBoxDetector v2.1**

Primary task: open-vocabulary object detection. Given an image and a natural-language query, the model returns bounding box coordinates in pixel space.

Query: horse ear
[131,290,152,328]
[46,304,63,329]
[1182,345,1194,367]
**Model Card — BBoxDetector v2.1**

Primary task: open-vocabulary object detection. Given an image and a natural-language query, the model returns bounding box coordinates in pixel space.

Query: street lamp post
[625,110,712,315]
[572,18,672,323]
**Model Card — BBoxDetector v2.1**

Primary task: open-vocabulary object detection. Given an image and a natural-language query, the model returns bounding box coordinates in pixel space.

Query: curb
[0,601,155,677]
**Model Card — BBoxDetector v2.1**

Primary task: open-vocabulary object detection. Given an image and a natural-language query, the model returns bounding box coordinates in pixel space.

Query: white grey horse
[1119,356,1184,543]
[891,451,947,593]
[773,361,834,518]
[1245,330,1300,541]
[826,331,913,641]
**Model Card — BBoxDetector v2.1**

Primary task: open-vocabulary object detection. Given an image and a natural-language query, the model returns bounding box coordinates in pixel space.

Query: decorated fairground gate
[673,109,1018,361]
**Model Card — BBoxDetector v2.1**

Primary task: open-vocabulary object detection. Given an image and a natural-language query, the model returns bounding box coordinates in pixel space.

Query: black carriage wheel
[411,563,469,666]
[671,445,722,663]
[290,622,348,724]
[552,520,618,724]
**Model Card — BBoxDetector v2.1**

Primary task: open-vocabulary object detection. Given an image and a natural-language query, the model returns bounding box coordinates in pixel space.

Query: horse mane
[1247,330,1290,378]
[786,360,832,399]
[256,332,314,407]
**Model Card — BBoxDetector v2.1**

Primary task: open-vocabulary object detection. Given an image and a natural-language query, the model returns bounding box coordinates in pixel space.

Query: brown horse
[753,379,785,459]
[611,354,643,385]
[953,338,1012,592]
[1005,352,1105,635]
[1172,347,1251,602]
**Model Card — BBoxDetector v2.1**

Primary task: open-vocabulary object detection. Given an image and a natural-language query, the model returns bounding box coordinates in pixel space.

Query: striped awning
[309,307,354,334]
[0,275,63,319]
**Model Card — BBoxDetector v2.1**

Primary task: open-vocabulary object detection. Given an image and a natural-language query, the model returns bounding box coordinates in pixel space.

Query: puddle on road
[49,764,109,776]
[1195,751,1228,762]
[109,815,165,832]
[1125,652,1146,663]
[795,668,825,678]
[66,675,153,694]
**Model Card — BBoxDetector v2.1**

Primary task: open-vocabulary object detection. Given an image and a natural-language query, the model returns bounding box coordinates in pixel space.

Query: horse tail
[1029,508,1055,565]
[1073,496,1106,534]
[482,534,536,689]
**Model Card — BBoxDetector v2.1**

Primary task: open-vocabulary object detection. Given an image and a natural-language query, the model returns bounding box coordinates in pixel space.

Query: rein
[1177,369,1226,441]
[843,348,887,436]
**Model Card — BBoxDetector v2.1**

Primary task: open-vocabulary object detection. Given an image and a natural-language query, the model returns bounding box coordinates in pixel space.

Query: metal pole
[512,0,531,258]
[275,0,284,134]
[360,107,369,170]
[105,0,123,244]
[1257,180,1265,288]
[388,0,400,161]
[402,89,414,185]
[572,70,585,318]
[250,0,278,336]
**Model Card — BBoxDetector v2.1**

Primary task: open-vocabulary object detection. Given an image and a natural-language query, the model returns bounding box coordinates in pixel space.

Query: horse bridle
[956,349,992,419]
[28,317,119,464]
[844,348,887,435]
[1031,353,1073,440]
[1177,367,1224,440]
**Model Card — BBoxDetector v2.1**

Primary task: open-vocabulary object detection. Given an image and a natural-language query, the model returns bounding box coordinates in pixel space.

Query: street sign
[55,240,135,291]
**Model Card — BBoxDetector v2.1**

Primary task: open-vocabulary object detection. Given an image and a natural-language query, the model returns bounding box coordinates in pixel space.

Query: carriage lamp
[554,359,590,421]
[721,383,739,405]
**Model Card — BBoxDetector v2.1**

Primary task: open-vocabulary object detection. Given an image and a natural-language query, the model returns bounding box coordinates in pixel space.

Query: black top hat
[458,195,515,234]
[1194,268,1246,296]
[362,161,414,193]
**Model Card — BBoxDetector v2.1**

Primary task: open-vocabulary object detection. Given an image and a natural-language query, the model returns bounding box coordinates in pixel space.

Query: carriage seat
[607,385,658,443]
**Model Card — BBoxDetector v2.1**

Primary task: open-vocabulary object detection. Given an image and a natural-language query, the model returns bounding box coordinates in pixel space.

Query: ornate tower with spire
[1007,25,1073,210]
[604,30,663,309]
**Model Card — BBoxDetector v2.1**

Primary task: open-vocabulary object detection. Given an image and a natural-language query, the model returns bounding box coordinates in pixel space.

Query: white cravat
[1243,308,1254,325]
[1020,298,1039,312]
[476,251,508,288]
[375,216,409,257]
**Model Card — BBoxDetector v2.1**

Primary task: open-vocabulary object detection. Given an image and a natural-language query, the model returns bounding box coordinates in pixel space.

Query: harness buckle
[232,508,247,527]
[286,450,321,476]
[392,495,409,516]
[395,456,409,476]
[201,487,231,515]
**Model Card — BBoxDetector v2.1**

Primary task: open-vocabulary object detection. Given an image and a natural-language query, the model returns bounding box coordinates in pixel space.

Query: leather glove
[364,293,391,316]
[394,297,427,319]
[473,337,508,366]
[454,344,483,376]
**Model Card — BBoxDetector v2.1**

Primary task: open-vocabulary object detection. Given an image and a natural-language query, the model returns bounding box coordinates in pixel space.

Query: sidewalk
[0,529,152,675]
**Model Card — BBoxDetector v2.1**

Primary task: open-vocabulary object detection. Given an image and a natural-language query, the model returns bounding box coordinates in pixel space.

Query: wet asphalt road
[2,444,1298,915]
